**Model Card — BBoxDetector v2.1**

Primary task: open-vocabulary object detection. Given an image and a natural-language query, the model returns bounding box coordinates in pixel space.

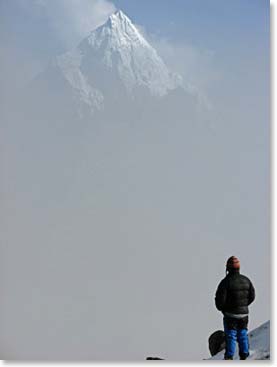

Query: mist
[0,0,270,361]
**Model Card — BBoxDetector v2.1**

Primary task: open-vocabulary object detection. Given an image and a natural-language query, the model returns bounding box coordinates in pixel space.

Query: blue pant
[223,317,249,359]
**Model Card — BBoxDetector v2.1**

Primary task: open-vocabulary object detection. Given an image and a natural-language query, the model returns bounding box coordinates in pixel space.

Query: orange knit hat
[226,256,240,271]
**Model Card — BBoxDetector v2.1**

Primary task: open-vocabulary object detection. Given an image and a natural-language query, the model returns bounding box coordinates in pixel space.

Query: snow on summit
[78,9,182,96]
[51,10,185,115]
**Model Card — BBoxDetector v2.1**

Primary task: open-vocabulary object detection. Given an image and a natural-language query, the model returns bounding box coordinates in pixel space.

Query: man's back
[215,271,255,315]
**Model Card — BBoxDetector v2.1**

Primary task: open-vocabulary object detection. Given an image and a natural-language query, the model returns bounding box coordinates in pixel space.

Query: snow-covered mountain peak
[107,10,133,28]
[111,9,128,20]
[82,9,153,59]
[103,10,148,45]
[76,9,182,97]
[41,9,196,116]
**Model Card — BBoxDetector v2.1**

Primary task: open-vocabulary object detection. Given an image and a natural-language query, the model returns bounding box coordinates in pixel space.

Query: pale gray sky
[0,0,270,361]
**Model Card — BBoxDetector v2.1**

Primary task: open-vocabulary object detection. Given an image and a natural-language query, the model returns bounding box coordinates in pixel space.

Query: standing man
[215,256,255,360]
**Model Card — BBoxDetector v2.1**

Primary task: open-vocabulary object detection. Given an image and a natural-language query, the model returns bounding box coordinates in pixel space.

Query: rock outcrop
[208,330,226,356]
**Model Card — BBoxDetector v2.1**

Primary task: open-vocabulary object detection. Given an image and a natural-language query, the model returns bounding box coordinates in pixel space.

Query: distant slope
[209,321,270,360]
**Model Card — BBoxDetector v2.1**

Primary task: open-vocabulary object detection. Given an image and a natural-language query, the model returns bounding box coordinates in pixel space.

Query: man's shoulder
[217,276,228,287]
[237,273,253,286]
[239,273,251,281]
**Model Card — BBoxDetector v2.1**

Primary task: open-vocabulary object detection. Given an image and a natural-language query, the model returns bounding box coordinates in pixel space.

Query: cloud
[20,0,116,47]
[150,36,221,96]
[0,0,116,90]
[133,24,220,100]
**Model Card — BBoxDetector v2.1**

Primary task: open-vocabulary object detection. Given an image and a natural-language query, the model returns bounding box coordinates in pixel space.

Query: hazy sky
[0,0,270,361]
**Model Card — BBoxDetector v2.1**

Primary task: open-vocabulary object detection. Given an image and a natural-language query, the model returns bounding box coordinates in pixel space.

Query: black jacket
[215,270,255,315]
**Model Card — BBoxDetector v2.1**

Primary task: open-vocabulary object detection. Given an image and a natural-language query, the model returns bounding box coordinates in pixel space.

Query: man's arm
[215,279,227,311]
[248,280,255,305]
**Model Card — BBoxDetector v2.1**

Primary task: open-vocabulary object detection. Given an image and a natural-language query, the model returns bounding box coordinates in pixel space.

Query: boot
[239,352,249,360]
[224,355,233,360]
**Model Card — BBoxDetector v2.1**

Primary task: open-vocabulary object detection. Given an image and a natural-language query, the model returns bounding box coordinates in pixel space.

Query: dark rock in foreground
[208,330,226,356]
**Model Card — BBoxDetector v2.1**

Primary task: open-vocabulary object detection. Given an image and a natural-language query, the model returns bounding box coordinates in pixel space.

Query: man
[215,256,255,360]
